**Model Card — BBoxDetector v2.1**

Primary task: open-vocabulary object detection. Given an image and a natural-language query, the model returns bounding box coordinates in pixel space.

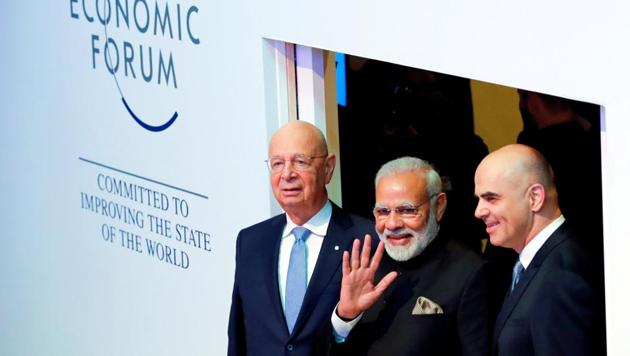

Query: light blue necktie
[510,260,524,293]
[285,227,310,333]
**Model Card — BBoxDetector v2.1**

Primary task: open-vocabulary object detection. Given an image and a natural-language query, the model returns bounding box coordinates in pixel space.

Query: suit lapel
[493,265,539,339]
[262,214,288,334]
[291,204,355,335]
[493,223,572,341]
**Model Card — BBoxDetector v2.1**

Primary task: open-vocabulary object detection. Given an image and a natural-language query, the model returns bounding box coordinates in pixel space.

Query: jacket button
[287,344,294,351]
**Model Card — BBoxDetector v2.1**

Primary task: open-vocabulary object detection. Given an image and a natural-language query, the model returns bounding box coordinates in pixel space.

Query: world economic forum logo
[70,0,200,132]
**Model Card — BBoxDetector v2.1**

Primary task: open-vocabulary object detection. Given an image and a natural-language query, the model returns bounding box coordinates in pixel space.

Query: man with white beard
[328,157,498,356]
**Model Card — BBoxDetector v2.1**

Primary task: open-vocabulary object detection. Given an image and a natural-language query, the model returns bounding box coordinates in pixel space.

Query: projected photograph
[262,40,606,354]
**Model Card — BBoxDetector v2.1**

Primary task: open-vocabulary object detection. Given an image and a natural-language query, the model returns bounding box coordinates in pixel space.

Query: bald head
[474,144,561,252]
[269,121,328,157]
[477,144,556,197]
[268,121,335,225]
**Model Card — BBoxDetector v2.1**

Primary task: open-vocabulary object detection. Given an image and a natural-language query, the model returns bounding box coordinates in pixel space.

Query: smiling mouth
[386,233,413,246]
[485,221,499,233]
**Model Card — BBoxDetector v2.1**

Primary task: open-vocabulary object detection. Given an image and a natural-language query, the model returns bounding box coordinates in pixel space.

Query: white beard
[377,208,440,262]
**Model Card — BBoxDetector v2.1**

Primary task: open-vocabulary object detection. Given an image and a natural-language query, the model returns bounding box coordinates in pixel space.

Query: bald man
[228,121,375,356]
[474,144,605,356]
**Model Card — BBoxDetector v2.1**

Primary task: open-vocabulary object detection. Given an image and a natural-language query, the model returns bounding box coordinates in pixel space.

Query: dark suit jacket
[332,234,498,356]
[228,203,376,356]
[493,222,606,356]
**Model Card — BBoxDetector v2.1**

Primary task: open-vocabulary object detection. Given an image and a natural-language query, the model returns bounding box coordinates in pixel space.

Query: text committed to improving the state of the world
[81,170,211,269]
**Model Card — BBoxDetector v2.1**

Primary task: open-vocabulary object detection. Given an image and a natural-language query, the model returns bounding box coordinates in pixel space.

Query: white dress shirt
[519,215,566,269]
[331,302,363,342]
[278,201,332,312]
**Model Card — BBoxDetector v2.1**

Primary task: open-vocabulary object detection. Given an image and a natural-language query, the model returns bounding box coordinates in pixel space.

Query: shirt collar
[283,200,333,238]
[519,215,565,269]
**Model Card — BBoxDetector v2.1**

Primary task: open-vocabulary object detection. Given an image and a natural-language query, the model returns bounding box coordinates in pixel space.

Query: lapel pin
[334,245,340,251]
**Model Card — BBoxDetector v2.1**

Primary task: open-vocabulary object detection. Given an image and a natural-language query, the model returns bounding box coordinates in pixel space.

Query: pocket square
[412,296,443,315]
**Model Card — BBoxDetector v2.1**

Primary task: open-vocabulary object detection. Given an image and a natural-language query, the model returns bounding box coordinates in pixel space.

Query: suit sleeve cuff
[331,303,363,343]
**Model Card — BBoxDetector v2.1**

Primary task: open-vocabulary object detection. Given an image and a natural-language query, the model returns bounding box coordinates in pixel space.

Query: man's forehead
[269,153,309,158]
[269,134,322,155]
[381,171,427,187]
[376,176,426,201]
[477,162,518,184]
[475,171,522,198]
[269,141,316,155]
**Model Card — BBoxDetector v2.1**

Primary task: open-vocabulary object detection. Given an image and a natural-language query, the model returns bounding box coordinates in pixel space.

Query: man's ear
[323,154,336,183]
[434,192,447,223]
[528,183,546,212]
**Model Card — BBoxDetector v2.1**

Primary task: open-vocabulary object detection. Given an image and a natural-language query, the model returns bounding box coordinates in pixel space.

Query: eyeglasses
[373,193,439,220]
[265,154,327,173]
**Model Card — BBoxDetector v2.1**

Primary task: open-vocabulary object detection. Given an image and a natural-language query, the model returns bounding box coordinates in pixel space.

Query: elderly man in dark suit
[329,157,497,356]
[474,144,605,356]
[228,121,375,356]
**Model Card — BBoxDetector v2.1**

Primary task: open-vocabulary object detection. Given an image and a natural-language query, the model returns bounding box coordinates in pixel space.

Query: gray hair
[374,157,442,198]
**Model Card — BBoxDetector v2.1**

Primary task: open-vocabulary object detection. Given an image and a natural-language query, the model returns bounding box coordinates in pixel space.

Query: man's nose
[474,201,487,219]
[280,161,296,179]
[385,211,404,230]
